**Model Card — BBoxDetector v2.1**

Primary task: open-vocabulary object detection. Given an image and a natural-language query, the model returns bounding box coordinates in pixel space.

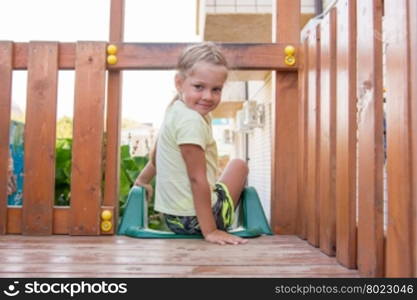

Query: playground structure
[0,0,416,278]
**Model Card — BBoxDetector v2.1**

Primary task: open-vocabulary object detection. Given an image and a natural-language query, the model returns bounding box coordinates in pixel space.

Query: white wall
[246,74,273,221]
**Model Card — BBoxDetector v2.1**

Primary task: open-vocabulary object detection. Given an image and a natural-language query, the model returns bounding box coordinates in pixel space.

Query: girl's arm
[134,160,156,201]
[180,144,246,245]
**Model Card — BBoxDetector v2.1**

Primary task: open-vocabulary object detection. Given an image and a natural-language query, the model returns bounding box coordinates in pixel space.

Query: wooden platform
[0,235,359,278]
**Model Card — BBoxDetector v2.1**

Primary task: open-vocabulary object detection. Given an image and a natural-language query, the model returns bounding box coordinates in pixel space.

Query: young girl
[135,42,248,245]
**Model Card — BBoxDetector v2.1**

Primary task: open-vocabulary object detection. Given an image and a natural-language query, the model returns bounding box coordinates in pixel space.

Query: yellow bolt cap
[101,210,112,221]
[284,45,295,56]
[101,220,112,232]
[107,55,118,65]
[285,55,296,66]
[107,44,118,55]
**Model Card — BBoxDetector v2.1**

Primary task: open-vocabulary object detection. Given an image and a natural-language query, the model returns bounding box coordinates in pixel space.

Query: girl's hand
[134,179,153,202]
[204,229,248,245]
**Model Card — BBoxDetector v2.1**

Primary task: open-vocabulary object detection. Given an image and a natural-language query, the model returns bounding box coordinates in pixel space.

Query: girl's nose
[202,90,212,100]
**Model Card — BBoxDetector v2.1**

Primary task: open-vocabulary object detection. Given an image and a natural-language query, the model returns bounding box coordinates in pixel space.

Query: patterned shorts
[163,182,235,235]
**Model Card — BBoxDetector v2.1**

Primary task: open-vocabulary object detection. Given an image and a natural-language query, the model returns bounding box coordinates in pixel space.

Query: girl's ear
[174,73,184,93]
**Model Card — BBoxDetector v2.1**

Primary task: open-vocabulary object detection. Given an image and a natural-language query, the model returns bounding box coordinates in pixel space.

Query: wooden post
[385,0,414,277]
[271,0,300,234]
[103,0,125,233]
[335,0,357,269]
[296,37,308,240]
[356,0,384,277]
[70,42,106,235]
[319,8,337,256]
[0,42,13,234]
[22,42,58,235]
[306,25,320,246]
[410,0,417,278]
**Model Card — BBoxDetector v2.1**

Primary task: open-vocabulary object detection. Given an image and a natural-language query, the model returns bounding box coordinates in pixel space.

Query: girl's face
[175,61,228,116]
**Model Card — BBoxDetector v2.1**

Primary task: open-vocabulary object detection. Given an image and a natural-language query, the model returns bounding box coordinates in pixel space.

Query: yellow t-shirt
[154,100,218,216]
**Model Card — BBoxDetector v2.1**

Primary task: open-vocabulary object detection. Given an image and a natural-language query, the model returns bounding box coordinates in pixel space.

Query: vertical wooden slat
[297,38,308,240]
[70,42,106,235]
[306,25,320,247]
[385,0,414,277]
[271,0,300,234]
[0,42,13,234]
[319,9,337,256]
[356,0,384,277]
[335,0,357,269]
[7,207,21,234]
[410,0,417,278]
[103,0,125,233]
[22,42,58,235]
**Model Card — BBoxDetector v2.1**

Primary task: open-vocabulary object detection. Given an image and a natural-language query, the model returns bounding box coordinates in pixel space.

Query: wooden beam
[0,42,13,235]
[13,43,75,70]
[335,0,357,269]
[6,206,110,234]
[12,42,299,71]
[305,25,320,246]
[22,42,58,235]
[271,0,300,234]
[108,43,298,71]
[410,0,417,278]
[385,0,414,277]
[356,0,384,277]
[319,9,337,256]
[296,37,308,240]
[103,0,125,233]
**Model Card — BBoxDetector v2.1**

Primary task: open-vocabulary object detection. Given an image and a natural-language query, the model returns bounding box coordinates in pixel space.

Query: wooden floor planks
[0,235,359,278]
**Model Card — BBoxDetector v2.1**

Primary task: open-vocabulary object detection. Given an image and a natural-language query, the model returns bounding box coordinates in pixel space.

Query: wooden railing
[298,0,416,277]
[0,41,295,237]
[0,0,300,241]
[1,0,415,279]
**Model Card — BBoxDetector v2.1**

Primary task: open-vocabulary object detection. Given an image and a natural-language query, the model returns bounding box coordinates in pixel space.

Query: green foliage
[55,138,72,206]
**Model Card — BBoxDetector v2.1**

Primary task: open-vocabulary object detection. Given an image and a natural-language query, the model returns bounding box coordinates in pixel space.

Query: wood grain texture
[109,0,125,42]
[22,42,58,235]
[385,0,414,277]
[305,26,320,246]
[53,207,69,235]
[296,38,308,240]
[335,0,357,269]
[12,42,298,71]
[6,207,21,234]
[0,236,359,278]
[356,0,384,277]
[13,43,75,70]
[409,0,417,278]
[70,42,106,235]
[0,42,13,235]
[103,0,125,230]
[319,9,337,257]
[271,0,300,234]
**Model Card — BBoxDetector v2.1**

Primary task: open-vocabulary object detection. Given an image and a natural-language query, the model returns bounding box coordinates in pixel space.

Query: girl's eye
[194,85,203,90]
[213,88,222,93]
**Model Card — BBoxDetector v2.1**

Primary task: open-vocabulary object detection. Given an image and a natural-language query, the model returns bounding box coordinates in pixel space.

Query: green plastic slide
[118,186,273,238]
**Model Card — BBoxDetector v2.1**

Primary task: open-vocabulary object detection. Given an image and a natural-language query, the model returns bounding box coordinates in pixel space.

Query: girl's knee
[228,158,249,175]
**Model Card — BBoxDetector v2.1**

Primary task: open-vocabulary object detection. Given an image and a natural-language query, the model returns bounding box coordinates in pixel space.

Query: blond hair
[150,42,228,166]
[171,41,228,102]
